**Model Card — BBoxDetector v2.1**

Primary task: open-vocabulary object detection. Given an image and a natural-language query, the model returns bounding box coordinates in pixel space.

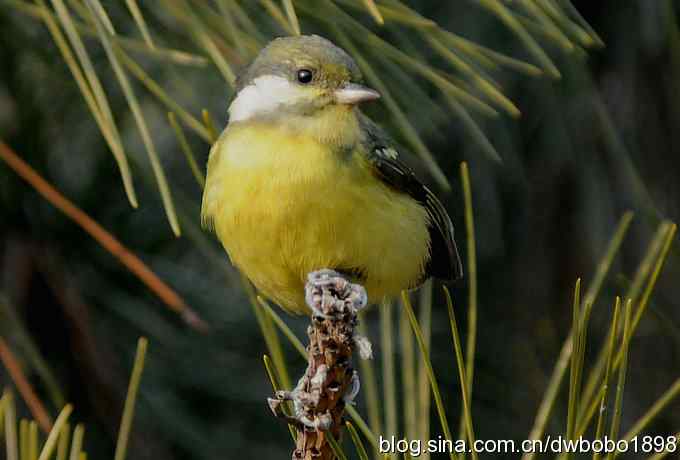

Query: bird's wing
[359,114,463,282]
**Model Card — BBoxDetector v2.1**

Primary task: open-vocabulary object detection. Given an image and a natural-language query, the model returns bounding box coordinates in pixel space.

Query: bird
[201,35,462,315]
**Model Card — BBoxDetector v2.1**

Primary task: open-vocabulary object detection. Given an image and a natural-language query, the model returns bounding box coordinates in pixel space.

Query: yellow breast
[202,122,431,314]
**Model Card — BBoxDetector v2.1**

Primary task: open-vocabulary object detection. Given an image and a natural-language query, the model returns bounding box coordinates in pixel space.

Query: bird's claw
[305,269,367,316]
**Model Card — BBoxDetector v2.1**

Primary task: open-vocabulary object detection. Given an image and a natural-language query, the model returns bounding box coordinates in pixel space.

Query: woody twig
[268,269,372,460]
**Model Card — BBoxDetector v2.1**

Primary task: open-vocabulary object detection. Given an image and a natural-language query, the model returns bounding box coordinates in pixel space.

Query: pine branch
[268,270,372,460]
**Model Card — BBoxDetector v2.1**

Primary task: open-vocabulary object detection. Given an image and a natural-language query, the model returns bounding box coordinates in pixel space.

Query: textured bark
[268,270,369,460]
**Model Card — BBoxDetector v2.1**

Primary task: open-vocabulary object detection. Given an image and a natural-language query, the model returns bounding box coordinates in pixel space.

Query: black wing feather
[360,115,463,282]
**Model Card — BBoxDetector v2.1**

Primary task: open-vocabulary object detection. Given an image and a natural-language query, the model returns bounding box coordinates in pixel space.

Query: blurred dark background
[1,1,679,459]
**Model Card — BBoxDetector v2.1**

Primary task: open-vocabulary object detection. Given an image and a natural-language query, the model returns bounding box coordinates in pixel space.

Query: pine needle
[566,278,582,445]
[460,162,478,392]
[370,2,436,28]
[168,0,236,86]
[68,425,84,460]
[262,355,296,441]
[402,291,456,460]
[605,300,633,460]
[281,0,301,35]
[521,212,633,460]
[125,0,155,48]
[346,421,370,460]
[416,281,433,456]
[84,0,182,236]
[444,287,479,460]
[426,35,520,118]
[357,315,382,450]
[361,0,384,25]
[20,419,27,460]
[118,51,211,142]
[0,396,6,448]
[167,112,206,188]
[399,306,417,443]
[0,338,52,433]
[23,3,207,66]
[202,109,219,143]
[537,0,601,48]
[629,224,678,336]
[259,0,295,35]
[243,284,291,390]
[327,432,348,460]
[27,422,37,460]
[583,212,634,305]
[380,299,397,450]
[592,298,620,460]
[215,0,249,56]
[558,0,605,47]
[37,405,73,460]
[40,0,138,208]
[0,142,205,330]
[56,424,70,460]
[515,0,575,52]
[622,378,680,442]
[114,338,148,460]
[0,397,7,444]
[345,406,378,452]
[579,222,673,423]
[4,391,18,460]
[476,0,561,78]
[457,162,478,440]
[258,297,307,357]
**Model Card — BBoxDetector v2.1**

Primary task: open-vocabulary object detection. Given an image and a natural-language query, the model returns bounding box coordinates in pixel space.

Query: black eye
[297,69,313,84]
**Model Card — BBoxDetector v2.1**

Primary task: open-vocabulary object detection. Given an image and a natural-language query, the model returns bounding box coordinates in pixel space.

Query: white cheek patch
[228,75,308,122]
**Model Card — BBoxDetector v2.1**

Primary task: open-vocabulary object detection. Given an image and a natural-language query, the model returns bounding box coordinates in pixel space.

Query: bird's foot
[305,269,367,317]
[267,386,332,431]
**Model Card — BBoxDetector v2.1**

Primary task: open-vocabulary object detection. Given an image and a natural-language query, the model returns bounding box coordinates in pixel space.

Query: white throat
[228,75,308,122]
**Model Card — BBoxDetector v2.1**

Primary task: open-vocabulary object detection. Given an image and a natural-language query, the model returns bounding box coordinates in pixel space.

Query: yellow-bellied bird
[202,35,462,314]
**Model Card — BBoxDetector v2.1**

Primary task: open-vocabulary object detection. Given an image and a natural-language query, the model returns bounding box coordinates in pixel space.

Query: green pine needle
[202,109,219,143]
[125,0,155,49]
[262,355,296,441]
[566,278,582,445]
[458,162,478,441]
[168,112,206,188]
[68,425,84,460]
[605,299,633,460]
[402,291,456,460]
[37,405,72,460]
[282,0,301,35]
[85,0,182,236]
[327,432,349,460]
[114,338,148,460]
[4,391,18,460]
[56,424,70,460]
[444,287,479,460]
[380,299,397,450]
[346,421,370,460]
[592,298,620,460]
[28,421,37,460]
[522,211,633,460]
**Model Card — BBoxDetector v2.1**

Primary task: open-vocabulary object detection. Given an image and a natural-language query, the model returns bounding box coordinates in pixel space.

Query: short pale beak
[334,83,381,105]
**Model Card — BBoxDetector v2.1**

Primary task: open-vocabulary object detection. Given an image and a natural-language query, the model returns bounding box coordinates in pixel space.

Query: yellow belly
[202,123,431,314]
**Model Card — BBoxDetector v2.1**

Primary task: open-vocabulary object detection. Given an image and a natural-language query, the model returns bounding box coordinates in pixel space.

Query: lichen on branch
[268,269,372,460]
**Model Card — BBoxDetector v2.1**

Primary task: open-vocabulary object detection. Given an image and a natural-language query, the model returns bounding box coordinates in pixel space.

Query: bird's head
[228,35,380,123]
